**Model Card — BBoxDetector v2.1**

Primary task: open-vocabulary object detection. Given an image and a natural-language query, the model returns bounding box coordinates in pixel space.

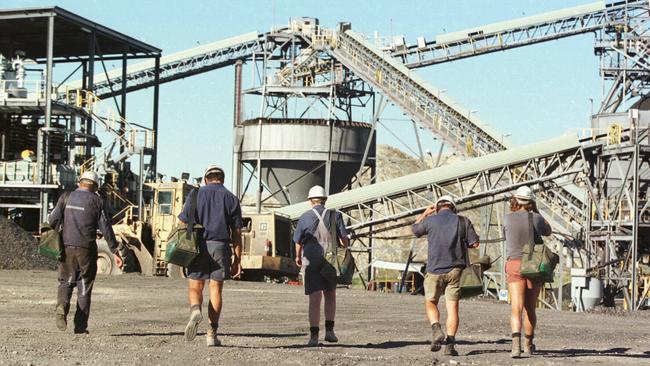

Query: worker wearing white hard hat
[293,185,349,346]
[78,171,101,186]
[503,185,552,357]
[48,170,122,334]
[513,186,535,203]
[412,194,479,356]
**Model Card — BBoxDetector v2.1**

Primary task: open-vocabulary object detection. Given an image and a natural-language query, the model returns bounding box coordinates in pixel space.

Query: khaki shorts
[424,268,462,302]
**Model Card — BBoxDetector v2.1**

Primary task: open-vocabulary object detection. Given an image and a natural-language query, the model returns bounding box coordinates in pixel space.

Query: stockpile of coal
[0,216,56,270]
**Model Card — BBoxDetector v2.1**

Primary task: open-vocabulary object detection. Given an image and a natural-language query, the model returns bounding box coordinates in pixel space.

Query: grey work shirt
[293,205,348,265]
[48,188,118,253]
[504,211,552,260]
[412,209,479,274]
[179,183,243,242]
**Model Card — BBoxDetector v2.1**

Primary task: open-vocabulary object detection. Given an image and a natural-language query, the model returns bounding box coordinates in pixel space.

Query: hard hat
[435,195,456,207]
[514,186,535,202]
[307,185,327,199]
[203,165,224,179]
[79,171,100,185]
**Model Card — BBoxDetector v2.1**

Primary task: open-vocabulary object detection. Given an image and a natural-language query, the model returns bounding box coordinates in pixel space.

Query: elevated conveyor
[275,134,597,237]
[66,32,264,98]
[393,0,643,68]
[325,30,508,157]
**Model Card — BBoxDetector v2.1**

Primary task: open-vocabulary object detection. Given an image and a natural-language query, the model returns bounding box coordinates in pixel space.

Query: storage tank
[238,118,375,205]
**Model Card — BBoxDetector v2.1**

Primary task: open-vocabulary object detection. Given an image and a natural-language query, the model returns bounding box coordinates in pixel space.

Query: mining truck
[98,180,299,279]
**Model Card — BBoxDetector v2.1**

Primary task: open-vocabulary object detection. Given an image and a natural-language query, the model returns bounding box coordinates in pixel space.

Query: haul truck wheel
[167,263,187,278]
[97,239,118,275]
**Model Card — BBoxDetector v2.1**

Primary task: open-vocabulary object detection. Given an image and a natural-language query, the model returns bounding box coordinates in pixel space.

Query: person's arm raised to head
[412,205,436,237]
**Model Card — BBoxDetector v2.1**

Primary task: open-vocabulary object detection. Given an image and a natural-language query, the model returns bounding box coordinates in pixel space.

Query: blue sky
[7,0,601,188]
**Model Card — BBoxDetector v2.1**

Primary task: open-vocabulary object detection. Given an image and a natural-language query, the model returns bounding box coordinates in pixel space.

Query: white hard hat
[514,186,535,202]
[203,165,224,179]
[435,195,456,207]
[307,185,327,199]
[79,171,100,185]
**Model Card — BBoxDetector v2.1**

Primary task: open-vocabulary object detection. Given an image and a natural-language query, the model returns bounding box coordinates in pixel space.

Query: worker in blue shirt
[48,171,122,334]
[178,165,243,347]
[412,195,479,356]
[293,185,349,346]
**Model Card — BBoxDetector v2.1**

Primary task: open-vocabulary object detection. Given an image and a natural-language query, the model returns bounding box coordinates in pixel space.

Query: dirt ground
[1,270,649,366]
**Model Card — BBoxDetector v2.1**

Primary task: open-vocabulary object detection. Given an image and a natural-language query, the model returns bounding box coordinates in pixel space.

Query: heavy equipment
[101,180,298,279]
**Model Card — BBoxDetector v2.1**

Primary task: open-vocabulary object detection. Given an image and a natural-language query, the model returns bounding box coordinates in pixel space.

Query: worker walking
[412,195,479,356]
[49,171,122,334]
[179,165,243,347]
[504,186,552,358]
[293,185,349,346]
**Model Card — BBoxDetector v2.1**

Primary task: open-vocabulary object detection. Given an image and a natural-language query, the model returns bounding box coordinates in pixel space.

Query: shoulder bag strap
[58,192,71,231]
[186,189,198,240]
[527,211,534,260]
[329,210,338,256]
[458,215,470,267]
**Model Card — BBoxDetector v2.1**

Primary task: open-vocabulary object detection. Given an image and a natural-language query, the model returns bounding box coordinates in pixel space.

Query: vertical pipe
[40,15,54,223]
[86,31,95,161]
[120,50,127,154]
[232,60,243,197]
[138,149,144,219]
[558,241,564,310]
[631,140,640,310]
[68,116,76,166]
[151,55,161,178]
[233,60,243,127]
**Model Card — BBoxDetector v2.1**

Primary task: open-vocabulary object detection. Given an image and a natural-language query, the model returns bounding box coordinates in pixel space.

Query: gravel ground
[0,270,649,366]
[0,217,55,271]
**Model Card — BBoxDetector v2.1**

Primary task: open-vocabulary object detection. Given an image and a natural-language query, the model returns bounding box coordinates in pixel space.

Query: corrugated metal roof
[344,30,509,148]
[274,134,580,220]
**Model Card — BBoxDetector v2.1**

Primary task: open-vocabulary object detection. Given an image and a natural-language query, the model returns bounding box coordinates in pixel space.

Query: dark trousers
[57,246,97,331]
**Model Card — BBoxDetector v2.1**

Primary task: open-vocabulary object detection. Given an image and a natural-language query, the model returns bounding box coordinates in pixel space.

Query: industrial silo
[235,117,375,206]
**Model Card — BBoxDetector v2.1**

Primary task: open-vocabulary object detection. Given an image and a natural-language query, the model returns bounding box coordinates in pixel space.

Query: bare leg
[323,290,336,321]
[425,299,440,325]
[207,280,224,325]
[444,299,459,337]
[308,291,322,327]
[523,283,541,336]
[185,279,205,341]
[188,279,205,306]
[508,281,526,334]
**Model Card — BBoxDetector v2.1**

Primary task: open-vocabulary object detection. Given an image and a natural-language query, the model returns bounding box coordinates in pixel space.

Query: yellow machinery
[111,181,299,279]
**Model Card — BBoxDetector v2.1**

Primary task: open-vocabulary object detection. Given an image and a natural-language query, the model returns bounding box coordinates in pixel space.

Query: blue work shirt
[179,183,243,242]
[412,209,478,274]
[48,188,119,253]
[293,205,348,263]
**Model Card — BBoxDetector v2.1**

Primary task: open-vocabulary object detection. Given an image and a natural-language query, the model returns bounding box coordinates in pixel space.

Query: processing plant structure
[1,1,650,311]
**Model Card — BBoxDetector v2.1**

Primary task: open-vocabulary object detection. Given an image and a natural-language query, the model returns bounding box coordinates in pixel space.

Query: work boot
[443,336,458,356]
[430,322,446,352]
[324,320,337,342]
[184,305,202,342]
[511,332,521,358]
[307,326,319,346]
[324,330,338,343]
[55,305,66,331]
[206,328,221,347]
[524,335,535,356]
